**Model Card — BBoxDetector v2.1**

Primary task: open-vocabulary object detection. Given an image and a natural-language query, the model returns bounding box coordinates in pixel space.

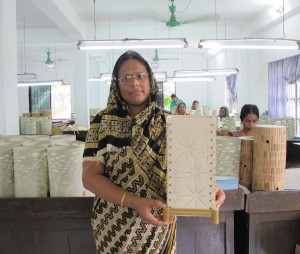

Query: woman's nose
[131,77,139,86]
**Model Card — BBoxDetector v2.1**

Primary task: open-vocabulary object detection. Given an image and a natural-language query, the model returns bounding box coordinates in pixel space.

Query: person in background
[82,50,226,253]
[169,93,183,113]
[219,106,229,119]
[228,104,259,137]
[175,102,189,115]
[191,100,199,110]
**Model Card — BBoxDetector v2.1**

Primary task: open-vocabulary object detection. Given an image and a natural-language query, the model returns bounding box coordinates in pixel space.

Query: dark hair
[171,94,177,98]
[112,50,157,102]
[240,104,259,121]
[178,102,186,107]
[219,106,229,117]
[192,100,199,105]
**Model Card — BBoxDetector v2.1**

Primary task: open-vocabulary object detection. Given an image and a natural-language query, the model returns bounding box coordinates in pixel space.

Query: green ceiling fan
[45,50,54,65]
[152,49,178,62]
[166,0,180,27]
[165,0,220,28]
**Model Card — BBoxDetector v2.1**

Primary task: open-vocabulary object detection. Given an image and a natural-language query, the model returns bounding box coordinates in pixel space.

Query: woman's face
[242,113,258,131]
[219,108,226,117]
[193,102,199,109]
[178,104,186,115]
[118,59,151,107]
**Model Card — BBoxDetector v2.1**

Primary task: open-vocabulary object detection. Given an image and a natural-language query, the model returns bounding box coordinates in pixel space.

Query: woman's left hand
[215,183,226,208]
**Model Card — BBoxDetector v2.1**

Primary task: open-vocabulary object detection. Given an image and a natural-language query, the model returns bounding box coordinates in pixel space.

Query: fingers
[138,198,173,226]
[215,183,226,208]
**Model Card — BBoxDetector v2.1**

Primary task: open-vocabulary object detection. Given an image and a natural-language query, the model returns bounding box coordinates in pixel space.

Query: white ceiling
[15,0,299,71]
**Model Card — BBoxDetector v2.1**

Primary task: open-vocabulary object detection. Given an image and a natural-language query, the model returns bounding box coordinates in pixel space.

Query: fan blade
[181,14,220,25]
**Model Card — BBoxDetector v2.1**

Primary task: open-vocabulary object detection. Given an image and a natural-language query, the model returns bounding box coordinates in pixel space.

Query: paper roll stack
[252,125,286,191]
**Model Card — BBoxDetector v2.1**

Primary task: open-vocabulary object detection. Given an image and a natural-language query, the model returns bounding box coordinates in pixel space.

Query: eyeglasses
[118,72,149,84]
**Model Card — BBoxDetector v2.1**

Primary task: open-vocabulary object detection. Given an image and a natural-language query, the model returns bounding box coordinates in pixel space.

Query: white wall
[16,10,300,118]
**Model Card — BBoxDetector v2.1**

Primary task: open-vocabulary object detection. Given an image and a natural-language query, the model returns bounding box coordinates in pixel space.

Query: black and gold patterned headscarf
[83,50,169,183]
[106,50,158,113]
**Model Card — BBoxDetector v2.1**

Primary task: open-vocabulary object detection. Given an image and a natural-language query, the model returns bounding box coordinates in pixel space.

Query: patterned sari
[83,61,176,253]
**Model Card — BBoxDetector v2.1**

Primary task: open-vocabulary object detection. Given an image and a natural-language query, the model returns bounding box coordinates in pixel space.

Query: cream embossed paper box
[163,115,218,224]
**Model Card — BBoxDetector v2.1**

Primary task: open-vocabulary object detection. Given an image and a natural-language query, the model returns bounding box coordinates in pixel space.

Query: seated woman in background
[219,106,229,119]
[175,102,189,115]
[228,104,259,137]
[191,100,199,110]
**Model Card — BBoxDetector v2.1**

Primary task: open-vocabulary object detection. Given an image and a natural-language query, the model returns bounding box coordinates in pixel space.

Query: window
[226,83,238,114]
[30,86,51,112]
[225,74,238,114]
[29,84,71,119]
[286,81,300,136]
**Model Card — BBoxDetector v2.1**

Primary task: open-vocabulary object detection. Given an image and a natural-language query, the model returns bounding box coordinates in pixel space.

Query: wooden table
[176,189,244,254]
[0,197,96,254]
[235,190,300,254]
[0,189,243,254]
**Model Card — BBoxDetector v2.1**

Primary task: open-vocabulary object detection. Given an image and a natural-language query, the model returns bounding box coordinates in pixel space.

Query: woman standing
[82,51,225,253]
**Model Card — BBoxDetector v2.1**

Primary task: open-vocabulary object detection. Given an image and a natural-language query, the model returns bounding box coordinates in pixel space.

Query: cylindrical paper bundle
[25,118,37,135]
[216,136,241,178]
[35,117,49,135]
[54,140,85,147]
[211,109,218,116]
[252,125,286,191]
[47,144,84,197]
[22,113,31,117]
[3,135,27,143]
[40,119,52,135]
[31,112,42,117]
[285,117,295,140]
[13,146,48,197]
[50,134,76,145]
[0,142,22,197]
[221,117,236,131]
[34,135,51,141]
[42,109,52,119]
[19,116,29,135]
[239,136,254,190]
[23,139,53,147]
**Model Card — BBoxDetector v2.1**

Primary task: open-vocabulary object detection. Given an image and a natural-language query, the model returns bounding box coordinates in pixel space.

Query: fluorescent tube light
[78,38,188,50]
[90,72,167,82]
[17,72,37,80]
[174,69,239,77]
[89,73,112,82]
[153,72,167,81]
[198,38,300,50]
[17,80,64,87]
[167,76,215,82]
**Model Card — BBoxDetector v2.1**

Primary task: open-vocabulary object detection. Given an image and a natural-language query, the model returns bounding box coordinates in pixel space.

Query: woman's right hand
[129,196,173,227]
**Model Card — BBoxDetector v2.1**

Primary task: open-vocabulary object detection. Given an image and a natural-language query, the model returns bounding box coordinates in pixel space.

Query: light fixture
[89,73,112,82]
[18,72,37,80]
[17,80,64,87]
[167,77,216,82]
[89,72,168,82]
[174,68,239,77]
[198,38,300,50]
[153,72,167,81]
[77,38,188,50]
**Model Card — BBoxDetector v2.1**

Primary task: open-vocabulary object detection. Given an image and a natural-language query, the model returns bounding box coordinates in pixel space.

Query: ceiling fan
[44,50,54,65]
[152,49,178,62]
[166,0,220,28]
[30,48,70,69]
